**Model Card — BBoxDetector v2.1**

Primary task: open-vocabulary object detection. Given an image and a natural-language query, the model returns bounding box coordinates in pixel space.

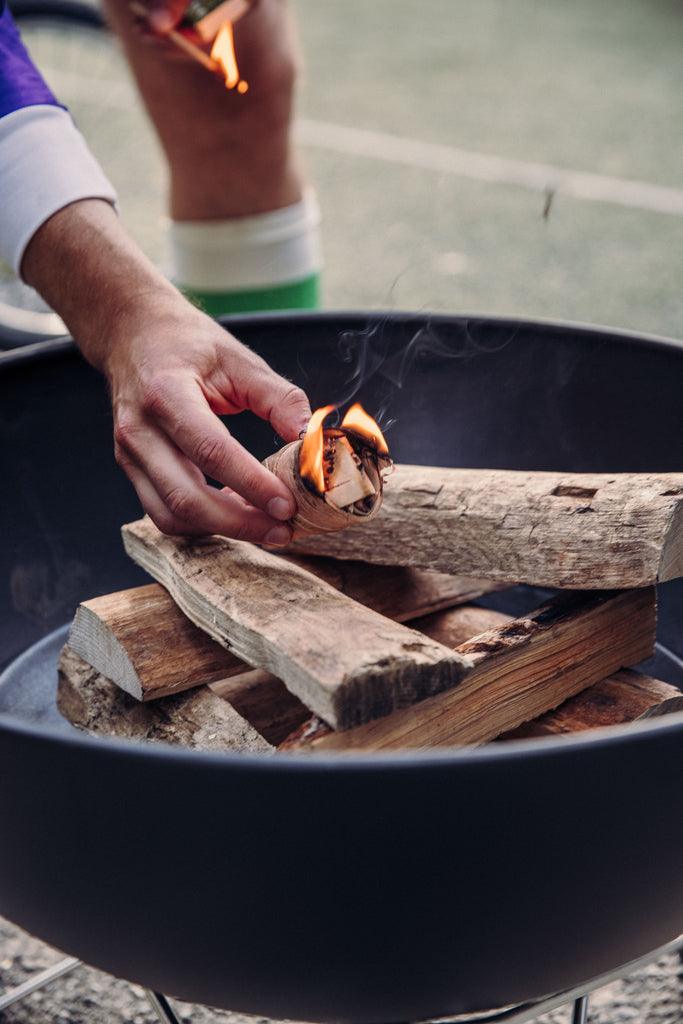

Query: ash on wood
[58,647,271,753]
[287,466,683,589]
[122,517,469,730]
[69,567,497,703]
[280,588,657,752]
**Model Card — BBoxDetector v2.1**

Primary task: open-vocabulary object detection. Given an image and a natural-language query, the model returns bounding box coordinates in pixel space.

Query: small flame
[211,21,248,92]
[299,403,388,494]
[341,403,389,454]
[299,405,335,494]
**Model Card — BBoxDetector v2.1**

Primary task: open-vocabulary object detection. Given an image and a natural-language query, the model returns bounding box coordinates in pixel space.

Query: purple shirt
[0,1,59,119]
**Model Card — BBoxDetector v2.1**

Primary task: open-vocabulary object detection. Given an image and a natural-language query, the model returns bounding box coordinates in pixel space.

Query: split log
[287,466,683,589]
[122,518,469,730]
[209,606,514,745]
[209,670,310,746]
[498,670,683,741]
[69,584,240,701]
[280,588,657,752]
[68,567,497,703]
[57,647,271,753]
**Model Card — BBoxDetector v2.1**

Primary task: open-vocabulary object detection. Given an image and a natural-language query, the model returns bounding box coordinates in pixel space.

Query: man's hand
[107,300,309,543]
[22,199,310,544]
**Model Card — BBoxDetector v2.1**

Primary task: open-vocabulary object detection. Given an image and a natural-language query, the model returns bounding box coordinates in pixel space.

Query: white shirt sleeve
[0,103,117,277]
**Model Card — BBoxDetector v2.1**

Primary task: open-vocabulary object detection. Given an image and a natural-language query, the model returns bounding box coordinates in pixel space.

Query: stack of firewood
[58,466,683,753]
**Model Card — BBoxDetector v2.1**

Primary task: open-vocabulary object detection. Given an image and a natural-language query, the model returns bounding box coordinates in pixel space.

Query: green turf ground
[13,0,683,340]
[294,0,683,337]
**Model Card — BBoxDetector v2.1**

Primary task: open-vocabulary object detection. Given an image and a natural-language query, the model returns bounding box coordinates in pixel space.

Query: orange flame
[299,403,388,494]
[299,405,335,494]
[341,403,389,454]
[210,21,248,92]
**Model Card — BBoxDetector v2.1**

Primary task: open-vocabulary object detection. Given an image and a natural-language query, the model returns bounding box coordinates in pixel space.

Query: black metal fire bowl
[1,312,682,1023]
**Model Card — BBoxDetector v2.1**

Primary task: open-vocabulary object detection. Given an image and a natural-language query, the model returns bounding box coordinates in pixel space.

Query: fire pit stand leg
[146,989,184,1024]
[0,956,81,1012]
[571,995,589,1024]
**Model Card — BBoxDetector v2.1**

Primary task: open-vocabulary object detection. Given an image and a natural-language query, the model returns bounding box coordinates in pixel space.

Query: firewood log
[57,647,271,753]
[280,588,657,752]
[68,570,499,703]
[122,517,470,730]
[287,466,683,589]
[69,561,497,704]
[60,608,507,750]
[498,669,683,740]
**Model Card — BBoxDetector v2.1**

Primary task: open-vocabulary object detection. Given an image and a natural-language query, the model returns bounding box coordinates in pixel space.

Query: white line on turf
[297,118,683,218]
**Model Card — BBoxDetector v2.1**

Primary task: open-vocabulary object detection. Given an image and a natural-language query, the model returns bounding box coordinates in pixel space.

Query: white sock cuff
[169,188,322,292]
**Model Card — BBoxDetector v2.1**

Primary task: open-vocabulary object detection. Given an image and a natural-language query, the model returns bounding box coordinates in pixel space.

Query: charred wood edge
[263,436,389,538]
[279,588,658,752]
[287,466,683,589]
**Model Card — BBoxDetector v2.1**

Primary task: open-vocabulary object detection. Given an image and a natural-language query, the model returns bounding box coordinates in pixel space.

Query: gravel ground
[1,916,682,1024]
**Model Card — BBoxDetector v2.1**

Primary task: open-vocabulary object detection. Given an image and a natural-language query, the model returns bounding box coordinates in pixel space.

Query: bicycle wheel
[1,0,166,347]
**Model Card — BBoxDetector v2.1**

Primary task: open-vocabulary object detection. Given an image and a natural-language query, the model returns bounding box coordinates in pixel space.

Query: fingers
[115,421,292,544]
[216,339,311,442]
[144,0,187,32]
[137,375,300,520]
[246,372,312,443]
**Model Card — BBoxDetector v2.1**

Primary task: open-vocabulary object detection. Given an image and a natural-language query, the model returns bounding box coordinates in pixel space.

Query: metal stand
[0,956,80,1012]
[571,995,589,1024]
[146,989,184,1024]
[2,935,683,1023]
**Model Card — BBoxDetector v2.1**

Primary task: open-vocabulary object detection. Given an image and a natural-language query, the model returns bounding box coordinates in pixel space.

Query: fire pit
[0,312,682,1023]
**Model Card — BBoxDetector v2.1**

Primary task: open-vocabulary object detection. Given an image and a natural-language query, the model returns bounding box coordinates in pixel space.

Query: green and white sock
[170,189,322,316]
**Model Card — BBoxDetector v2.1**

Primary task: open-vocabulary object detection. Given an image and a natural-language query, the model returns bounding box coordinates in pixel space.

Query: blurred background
[4,0,683,338]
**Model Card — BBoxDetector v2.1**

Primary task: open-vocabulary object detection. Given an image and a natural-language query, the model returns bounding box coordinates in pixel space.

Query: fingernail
[268,496,293,521]
[264,525,291,547]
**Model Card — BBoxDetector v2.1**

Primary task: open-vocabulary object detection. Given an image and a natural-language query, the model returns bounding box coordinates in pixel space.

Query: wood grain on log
[68,566,498,704]
[498,669,683,740]
[57,647,271,753]
[287,466,683,589]
[209,670,309,745]
[122,518,470,730]
[69,584,240,701]
[280,588,656,752]
[210,606,514,744]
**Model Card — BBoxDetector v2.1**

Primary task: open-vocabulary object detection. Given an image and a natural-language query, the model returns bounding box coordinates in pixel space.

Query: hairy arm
[22,199,310,544]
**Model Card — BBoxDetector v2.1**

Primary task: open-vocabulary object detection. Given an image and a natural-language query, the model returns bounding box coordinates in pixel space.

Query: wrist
[22,198,181,372]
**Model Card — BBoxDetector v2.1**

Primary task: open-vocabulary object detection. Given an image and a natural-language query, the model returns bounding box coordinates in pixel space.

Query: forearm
[22,198,181,373]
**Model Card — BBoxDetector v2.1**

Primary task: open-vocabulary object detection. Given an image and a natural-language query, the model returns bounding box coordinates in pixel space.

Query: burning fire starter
[264,404,392,538]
